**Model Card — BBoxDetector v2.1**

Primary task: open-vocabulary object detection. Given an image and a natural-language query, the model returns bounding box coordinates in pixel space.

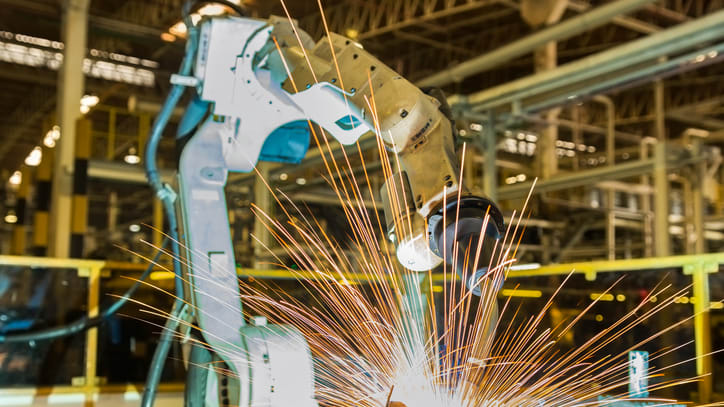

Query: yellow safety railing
[0,256,181,405]
[1,253,721,403]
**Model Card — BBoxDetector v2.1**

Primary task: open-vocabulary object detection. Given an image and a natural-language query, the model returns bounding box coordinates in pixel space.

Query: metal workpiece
[429,197,504,295]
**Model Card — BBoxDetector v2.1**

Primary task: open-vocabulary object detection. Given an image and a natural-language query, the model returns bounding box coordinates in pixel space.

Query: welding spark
[124,2,722,406]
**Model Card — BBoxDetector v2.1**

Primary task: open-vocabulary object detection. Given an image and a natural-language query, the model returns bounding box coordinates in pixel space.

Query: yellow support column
[106,109,116,160]
[684,262,715,403]
[71,118,92,258]
[81,264,101,407]
[49,0,89,258]
[11,168,31,255]
[33,147,54,256]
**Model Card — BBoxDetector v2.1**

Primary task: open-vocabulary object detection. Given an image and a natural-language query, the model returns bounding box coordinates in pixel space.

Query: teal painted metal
[258,120,311,165]
[628,351,649,398]
[597,350,684,406]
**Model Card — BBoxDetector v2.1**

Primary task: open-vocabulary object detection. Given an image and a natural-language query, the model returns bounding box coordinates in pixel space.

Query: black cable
[0,238,169,344]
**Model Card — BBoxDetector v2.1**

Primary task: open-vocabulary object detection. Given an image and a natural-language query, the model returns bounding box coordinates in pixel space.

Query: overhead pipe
[455,9,724,111]
[519,43,724,114]
[416,0,658,87]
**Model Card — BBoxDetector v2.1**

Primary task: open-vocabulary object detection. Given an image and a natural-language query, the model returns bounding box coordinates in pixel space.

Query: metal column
[640,138,654,257]
[70,118,91,258]
[594,96,616,260]
[689,137,710,402]
[534,42,559,180]
[483,113,497,202]
[253,163,274,268]
[10,168,31,255]
[692,137,706,254]
[33,147,54,256]
[684,262,714,403]
[107,191,119,240]
[652,79,670,257]
[49,0,89,257]
[653,142,670,256]
[571,106,582,171]
[526,0,564,181]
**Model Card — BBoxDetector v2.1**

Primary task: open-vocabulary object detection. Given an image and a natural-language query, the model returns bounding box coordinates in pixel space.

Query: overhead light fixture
[169,21,187,37]
[345,28,359,39]
[44,137,56,148]
[279,173,288,181]
[129,224,141,233]
[43,125,60,147]
[124,147,141,164]
[81,94,99,107]
[160,32,176,42]
[80,94,99,114]
[4,210,18,224]
[0,30,157,87]
[198,4,226,15]
[296,177,307,185]
[24,146,42,166]
[469,123,483,132]
[167,12,204,39]
[9,170,22,186]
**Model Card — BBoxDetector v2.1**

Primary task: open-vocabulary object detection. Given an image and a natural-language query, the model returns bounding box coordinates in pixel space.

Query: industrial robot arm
[169,13,504,407]
[186,14,504,289]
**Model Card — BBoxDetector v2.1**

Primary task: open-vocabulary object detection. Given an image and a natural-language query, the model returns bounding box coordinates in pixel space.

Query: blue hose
[140,3,200,406]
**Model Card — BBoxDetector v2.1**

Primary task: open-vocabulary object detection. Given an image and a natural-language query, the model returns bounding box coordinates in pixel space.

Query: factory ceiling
[0,0,722,196]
